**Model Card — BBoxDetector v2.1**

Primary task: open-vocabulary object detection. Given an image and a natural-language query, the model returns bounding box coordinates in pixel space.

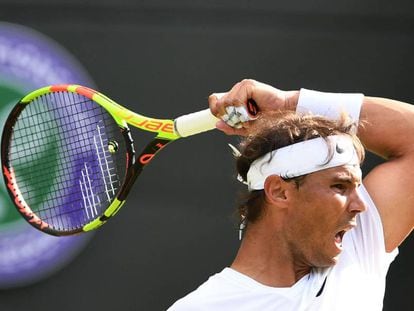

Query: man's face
[284,164,366,268]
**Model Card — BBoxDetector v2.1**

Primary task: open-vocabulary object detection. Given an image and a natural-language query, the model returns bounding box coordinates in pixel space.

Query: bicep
[363,156,414,252]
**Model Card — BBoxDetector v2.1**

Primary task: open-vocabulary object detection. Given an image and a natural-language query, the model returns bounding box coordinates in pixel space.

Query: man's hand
[208,79,299,135]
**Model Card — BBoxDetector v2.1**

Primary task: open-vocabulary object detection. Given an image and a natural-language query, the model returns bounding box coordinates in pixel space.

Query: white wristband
[296,88,364,123]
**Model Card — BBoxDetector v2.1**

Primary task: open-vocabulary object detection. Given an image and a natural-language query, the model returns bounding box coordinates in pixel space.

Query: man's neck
[230,228,311,287]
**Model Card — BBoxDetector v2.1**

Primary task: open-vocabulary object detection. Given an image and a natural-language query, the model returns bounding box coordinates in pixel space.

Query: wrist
[296,88,364,123]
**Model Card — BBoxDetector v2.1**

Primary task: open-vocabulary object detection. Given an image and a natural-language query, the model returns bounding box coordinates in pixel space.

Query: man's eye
[332,184,346,192]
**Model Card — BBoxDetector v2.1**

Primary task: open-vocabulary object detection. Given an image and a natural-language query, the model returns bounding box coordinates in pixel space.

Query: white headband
[246,135,359,191]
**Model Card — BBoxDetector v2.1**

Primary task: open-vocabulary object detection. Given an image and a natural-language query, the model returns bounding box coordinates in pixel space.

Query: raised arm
[358,97,414,252]
[209,79,414,252]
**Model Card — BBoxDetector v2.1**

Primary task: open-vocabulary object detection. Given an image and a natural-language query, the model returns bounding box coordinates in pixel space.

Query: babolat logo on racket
[139,141,167,165]
[128,119,174,134]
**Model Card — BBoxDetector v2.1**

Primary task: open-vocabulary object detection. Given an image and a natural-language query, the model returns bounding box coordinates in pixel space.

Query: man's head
[235,111,366,267]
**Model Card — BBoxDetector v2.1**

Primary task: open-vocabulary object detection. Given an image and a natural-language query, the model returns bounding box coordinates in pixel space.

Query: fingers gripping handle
[174,109,219,137]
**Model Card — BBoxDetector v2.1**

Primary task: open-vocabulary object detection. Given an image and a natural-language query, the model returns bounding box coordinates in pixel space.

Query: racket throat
[117,137,172,201]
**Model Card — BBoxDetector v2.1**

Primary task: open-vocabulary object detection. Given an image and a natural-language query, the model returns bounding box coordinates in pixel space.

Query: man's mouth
[334,224,356,249]
[334,230,346,248]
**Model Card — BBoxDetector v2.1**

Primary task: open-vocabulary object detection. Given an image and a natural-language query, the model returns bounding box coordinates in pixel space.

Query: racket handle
[174,108,219,137]
[174,93,259,137]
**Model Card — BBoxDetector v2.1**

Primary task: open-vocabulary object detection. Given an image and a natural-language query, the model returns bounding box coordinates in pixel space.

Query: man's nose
[348,188,367,213]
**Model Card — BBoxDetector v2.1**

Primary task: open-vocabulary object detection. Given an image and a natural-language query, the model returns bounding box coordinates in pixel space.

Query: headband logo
[336,143,345,154]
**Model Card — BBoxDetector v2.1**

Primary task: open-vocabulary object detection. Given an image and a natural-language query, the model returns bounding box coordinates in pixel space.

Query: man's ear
[263,175,290,206]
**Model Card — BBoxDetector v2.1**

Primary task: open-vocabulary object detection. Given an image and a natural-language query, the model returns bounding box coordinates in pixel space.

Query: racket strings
[11,112,107,160]
[8,91,127,232]
[20,96,117,227]
[10,118,118,185]
[93,123,118,201]
[10,159,119,200]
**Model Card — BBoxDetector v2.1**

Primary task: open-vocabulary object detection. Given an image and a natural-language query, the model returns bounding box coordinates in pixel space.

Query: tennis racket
[1,84,257,236]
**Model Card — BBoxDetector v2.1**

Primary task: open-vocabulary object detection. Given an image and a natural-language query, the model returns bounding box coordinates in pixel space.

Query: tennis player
[168,79,414,310]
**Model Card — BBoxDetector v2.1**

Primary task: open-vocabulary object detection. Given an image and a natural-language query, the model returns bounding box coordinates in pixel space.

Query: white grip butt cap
[174,109,219,137]
[174,93,225,137]
[174,93,252,137]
